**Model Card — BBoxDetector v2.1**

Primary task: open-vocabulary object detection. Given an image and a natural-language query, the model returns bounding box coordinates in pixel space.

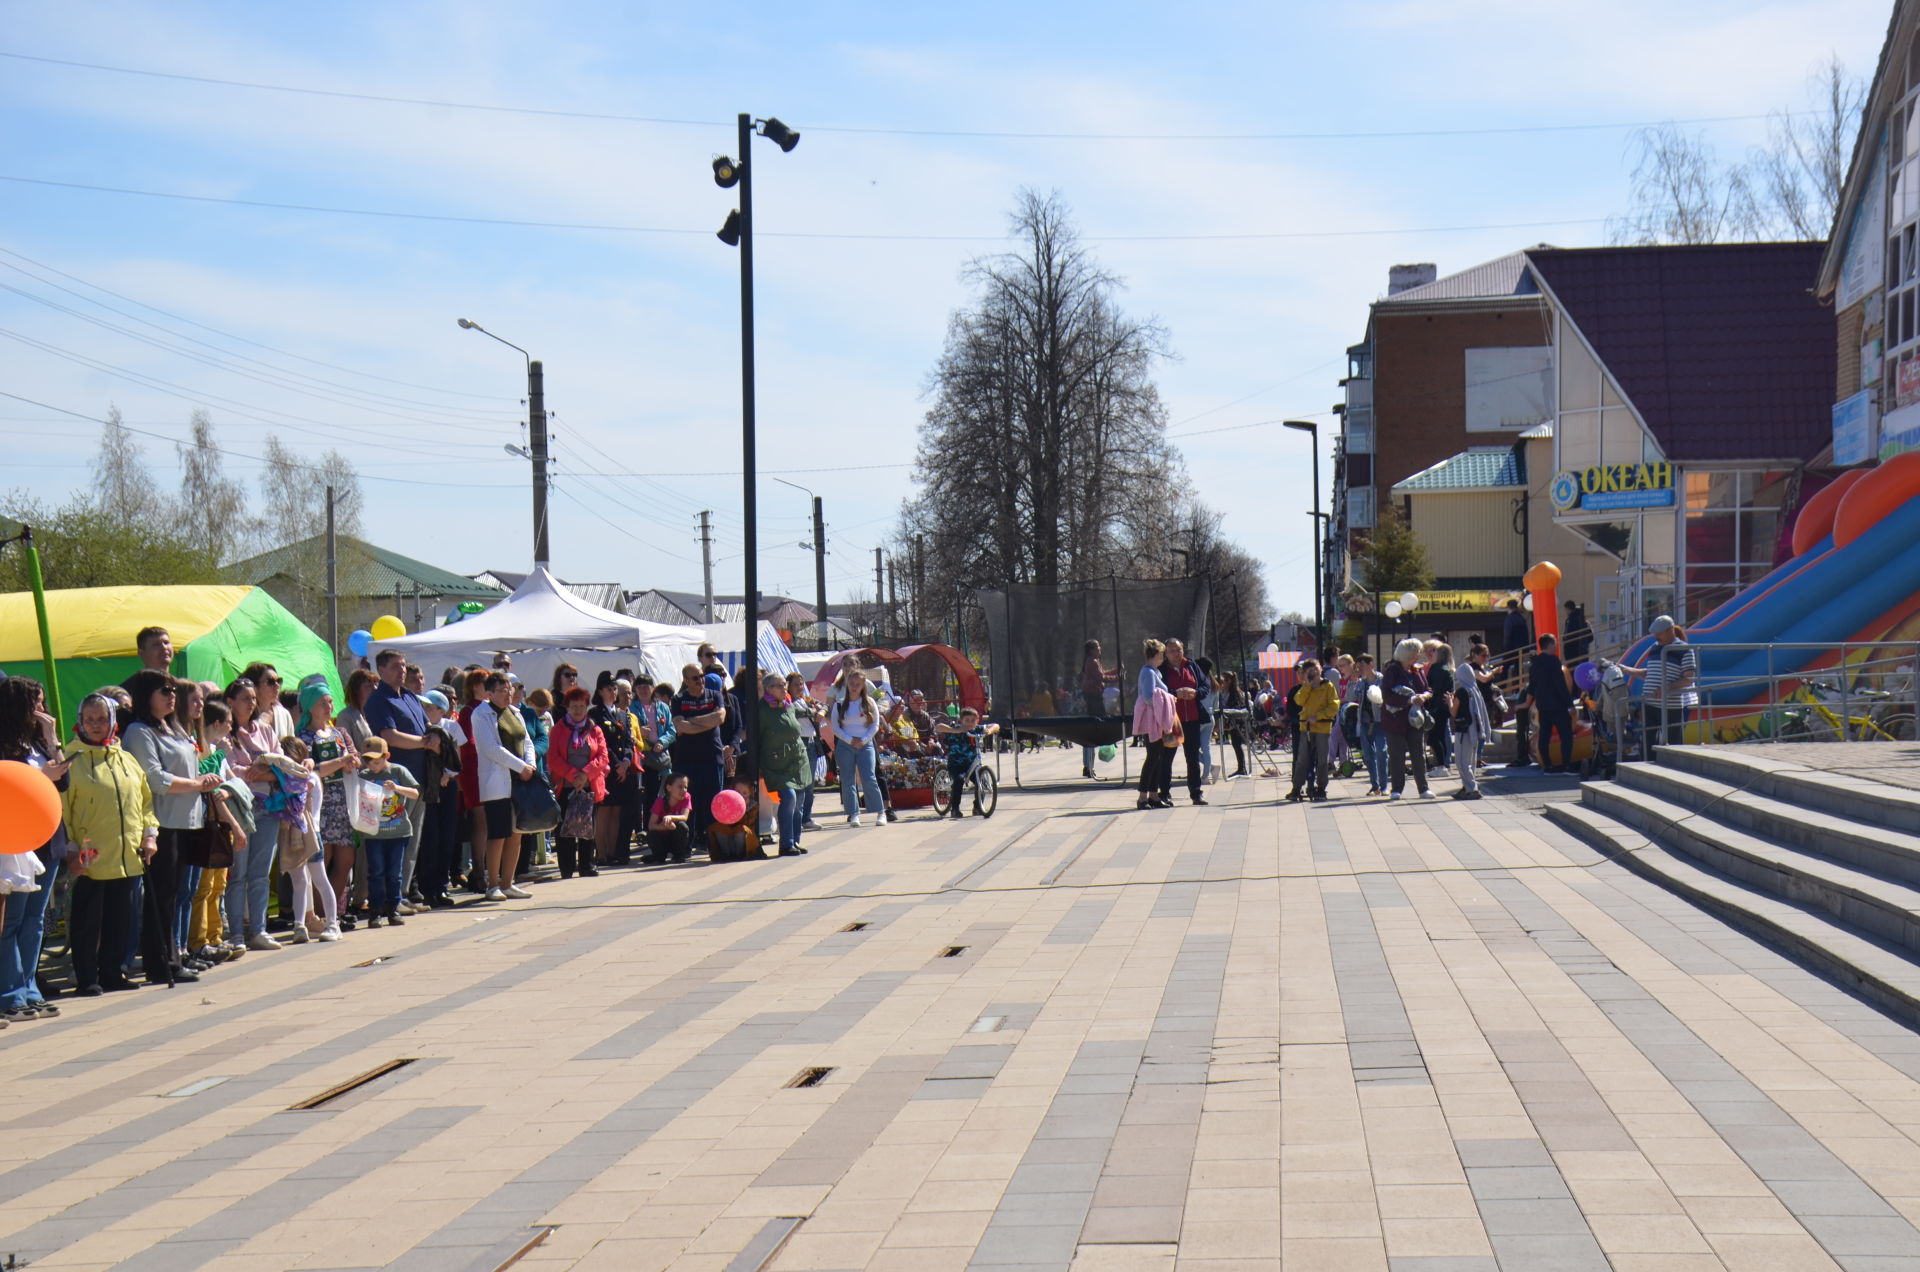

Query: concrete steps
[1544,745,1920,1027]
[1546,803,1920,1025]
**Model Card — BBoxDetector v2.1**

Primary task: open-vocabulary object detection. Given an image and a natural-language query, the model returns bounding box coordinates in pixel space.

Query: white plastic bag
[345,773,384,837]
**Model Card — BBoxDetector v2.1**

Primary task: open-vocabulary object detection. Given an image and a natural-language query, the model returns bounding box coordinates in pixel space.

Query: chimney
[1388,263,1438,296]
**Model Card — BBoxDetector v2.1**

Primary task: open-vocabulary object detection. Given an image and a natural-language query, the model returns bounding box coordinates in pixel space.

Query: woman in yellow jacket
[1287,659,1341,803]
[61,693,159,995]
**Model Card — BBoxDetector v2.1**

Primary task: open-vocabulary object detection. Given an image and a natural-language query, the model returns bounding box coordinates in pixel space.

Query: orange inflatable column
[1524,561,1563,648]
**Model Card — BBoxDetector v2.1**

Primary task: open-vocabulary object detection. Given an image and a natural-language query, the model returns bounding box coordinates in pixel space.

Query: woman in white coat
[471,671,536,901]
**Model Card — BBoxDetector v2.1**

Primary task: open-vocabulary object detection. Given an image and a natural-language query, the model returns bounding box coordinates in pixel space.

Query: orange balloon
[1790,468,1868,557]
[0,761,60,855]
[1834,451,1920,548]
[1523,561,1563,591]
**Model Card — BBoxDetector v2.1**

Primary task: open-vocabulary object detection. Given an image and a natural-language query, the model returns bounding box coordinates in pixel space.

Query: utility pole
[886,557,897,631]
[812,496,828,643]
[529,359,551,569]
[325,485,338,662]
[697,511,716,623]
[873,547,885,635]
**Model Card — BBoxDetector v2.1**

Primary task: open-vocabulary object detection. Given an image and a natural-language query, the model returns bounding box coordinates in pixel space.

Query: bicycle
[931,749,999,818]
[1777,681,1916,742]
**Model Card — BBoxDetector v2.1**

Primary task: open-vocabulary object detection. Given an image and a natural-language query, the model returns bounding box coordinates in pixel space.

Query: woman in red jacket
[546,687,610,878]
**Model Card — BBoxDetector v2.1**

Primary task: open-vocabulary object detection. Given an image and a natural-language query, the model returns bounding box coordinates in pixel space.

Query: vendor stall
[378,566,705,688]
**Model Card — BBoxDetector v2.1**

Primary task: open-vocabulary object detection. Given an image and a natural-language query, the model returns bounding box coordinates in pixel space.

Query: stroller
[1580,656,1640,780]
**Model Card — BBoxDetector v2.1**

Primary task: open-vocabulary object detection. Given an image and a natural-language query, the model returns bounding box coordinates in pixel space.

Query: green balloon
[1097,744,1117,763]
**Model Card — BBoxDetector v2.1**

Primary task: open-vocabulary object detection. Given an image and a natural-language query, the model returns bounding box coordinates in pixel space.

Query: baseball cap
[1650,615,1676,634]
[360,736,390,760]
[423,690,450,711]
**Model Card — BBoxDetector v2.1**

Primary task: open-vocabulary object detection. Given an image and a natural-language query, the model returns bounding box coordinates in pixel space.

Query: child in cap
[358,737,420,927]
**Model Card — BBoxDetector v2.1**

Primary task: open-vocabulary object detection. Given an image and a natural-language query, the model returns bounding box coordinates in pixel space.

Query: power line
[0,50,1801,142]
[0,389,520,487]
[0,325,492,457]
[0,276,512,429]
[0,244,504,401]
[0,174,1612,243]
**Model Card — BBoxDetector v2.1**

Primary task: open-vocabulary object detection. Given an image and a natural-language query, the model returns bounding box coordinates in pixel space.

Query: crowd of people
[1124,628,1585,808]
[0,627,1016,1021]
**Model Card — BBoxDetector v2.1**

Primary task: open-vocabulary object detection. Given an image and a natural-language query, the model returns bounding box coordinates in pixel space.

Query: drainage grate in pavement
[286,1058,417,1111]
[939,945,968,958]
[783,1066,835,1089]
[839,922,870,932]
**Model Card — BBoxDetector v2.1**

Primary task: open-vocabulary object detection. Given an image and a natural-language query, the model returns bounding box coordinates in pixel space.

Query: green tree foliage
[1353,503,1433,597]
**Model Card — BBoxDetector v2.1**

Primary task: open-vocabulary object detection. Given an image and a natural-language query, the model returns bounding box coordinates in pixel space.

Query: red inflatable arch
[806,644,987,714]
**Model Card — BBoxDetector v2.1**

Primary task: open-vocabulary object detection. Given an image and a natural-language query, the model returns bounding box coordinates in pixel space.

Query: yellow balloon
[369,615,406,641]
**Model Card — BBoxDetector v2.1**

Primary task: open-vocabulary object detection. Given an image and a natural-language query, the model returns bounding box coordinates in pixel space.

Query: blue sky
[0,0,1893,620]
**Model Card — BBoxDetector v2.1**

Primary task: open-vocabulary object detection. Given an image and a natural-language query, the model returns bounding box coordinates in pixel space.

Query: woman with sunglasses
[121,670,221,985]
[223,676,285,949]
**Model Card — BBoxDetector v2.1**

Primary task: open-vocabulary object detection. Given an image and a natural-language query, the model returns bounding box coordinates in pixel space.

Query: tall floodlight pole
[713,114,800,784]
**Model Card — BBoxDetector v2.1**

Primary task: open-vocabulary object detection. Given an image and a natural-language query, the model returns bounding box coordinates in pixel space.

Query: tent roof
[378,567,704,659]
[227,535,504,601]
[0,584,255,662]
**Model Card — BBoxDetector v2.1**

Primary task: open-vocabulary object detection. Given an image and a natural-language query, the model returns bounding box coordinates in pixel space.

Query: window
[1889,72,1920,406]
[1464,347,1554,432]
[1684,469,1792,605]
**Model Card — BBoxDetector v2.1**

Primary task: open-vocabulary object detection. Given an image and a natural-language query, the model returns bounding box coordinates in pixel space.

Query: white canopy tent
[378,567,707,691]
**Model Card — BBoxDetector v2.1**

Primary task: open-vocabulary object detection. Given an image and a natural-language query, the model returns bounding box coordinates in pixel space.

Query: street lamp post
[1284,420,1322,649]
[714,114,800,785]
[772,476,828,645]
[1305,510,1330,654]
[457,319,550,569]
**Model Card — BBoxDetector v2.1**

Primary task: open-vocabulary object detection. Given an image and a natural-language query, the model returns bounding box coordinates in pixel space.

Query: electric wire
[0,327,492,461]
[0,244,504,401]
[0,278,514,429]
[0,174,1610,243]
[0,50,1801,142]
[0,389,521,487]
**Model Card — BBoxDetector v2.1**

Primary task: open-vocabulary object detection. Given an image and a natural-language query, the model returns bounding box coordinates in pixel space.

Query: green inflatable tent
[0,584,338,728]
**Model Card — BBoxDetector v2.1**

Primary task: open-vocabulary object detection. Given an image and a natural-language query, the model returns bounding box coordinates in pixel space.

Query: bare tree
[258,433,367,634]
[900,189,1178,615]
[175,411,259,567]
[1610,122,1763,245]
[1611,55,1864,245]
[1753,54,1868,239]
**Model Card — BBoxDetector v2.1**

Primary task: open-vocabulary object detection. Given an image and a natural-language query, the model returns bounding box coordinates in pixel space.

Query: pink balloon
[711,789,747,824]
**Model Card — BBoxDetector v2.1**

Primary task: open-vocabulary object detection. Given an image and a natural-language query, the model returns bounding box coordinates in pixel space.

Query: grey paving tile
[1465,1166,1573,1201]
[1801,1215,1920,1257]
[1475,1197,1590,1236]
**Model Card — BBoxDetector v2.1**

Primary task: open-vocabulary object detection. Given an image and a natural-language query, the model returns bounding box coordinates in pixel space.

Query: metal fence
[1595,641,1920,756]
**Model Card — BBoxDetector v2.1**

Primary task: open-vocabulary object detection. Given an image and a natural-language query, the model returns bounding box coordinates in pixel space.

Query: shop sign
[1900,356,1920,409]
[1550,461,1674,513]
[1833,390,1876,467]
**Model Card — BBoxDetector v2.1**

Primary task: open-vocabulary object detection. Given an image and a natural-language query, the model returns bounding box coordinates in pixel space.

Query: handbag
[181,797,236,868]
[561,787,595,840]
[511,773,562,834]
[640,746,671,776]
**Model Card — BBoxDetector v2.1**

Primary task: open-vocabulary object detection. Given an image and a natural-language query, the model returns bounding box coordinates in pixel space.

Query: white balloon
[1384,600,1402,618]
[1399,591,1420,610]
[1266,642,1280,654]
[1367,685,1384,705]
[1523,594,1535,612]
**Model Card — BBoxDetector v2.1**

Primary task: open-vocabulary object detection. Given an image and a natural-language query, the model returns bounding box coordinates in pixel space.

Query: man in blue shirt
[365,649,437,906]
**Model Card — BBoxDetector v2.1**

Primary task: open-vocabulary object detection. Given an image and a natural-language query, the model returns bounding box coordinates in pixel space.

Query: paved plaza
[7,749,1920,1272]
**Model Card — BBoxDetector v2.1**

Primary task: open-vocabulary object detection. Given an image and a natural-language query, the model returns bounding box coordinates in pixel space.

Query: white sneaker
[502,884,531,900]
[289,926,312,944]
[1420,789,1439,800]
[847,817,862,828]
[1389,792,1403,802]
[485,887,507,902]
[318,924,342,942]
[247,932,282,951]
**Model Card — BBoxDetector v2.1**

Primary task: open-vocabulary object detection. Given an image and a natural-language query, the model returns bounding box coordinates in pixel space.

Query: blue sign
[1582,487,1674,512]
[1833,390,1874,467]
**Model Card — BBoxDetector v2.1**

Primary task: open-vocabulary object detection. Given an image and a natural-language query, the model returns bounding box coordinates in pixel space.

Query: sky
[0,0,1895,625]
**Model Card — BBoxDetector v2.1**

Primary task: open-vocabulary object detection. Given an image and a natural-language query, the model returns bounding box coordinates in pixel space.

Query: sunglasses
[157,686,178,696]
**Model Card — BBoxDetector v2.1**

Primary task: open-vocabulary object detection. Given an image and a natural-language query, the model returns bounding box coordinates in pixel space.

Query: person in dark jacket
[1526,635,1576,772]
[1502,599,1533,766]
[1160,639,1209,806]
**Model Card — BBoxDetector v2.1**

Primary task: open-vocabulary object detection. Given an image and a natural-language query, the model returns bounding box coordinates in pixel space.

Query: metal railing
[1587,641,1920,756]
